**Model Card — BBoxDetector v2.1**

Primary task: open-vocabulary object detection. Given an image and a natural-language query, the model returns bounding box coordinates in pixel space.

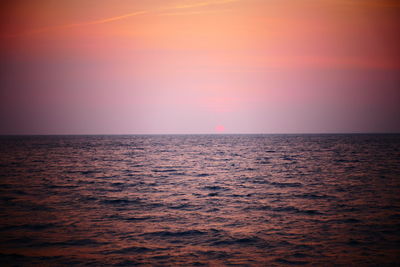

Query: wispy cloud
[2,0,238,38]
[169,0,238,10]
[159,9,232,17]
[80,11,148,25]
[1,11,149,38]
[2,11,148,38]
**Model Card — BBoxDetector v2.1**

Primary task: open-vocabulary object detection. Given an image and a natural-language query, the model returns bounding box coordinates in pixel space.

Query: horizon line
[0,132,399,136]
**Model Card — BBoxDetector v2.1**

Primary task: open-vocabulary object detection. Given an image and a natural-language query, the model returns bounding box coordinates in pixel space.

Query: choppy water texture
[0,134,399,266]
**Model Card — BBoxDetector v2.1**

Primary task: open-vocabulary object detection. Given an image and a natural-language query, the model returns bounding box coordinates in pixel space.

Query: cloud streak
[169,0,238,10]
[159,9,232,17]
[2,0,238,38]
[3,11,147,38]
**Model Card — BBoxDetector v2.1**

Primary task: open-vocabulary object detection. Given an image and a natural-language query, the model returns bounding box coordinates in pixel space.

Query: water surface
[0,134,399,266]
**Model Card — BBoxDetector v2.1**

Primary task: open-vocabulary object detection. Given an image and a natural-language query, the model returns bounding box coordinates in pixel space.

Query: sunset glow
[0,0,399,134]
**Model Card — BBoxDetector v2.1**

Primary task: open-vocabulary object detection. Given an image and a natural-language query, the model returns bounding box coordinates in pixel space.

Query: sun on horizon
[215,125,225,133]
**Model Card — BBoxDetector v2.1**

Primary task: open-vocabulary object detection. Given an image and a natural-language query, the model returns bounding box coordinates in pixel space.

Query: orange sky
[1,0,399,134]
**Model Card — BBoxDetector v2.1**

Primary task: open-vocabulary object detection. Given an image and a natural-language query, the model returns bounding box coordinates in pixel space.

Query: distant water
[0,134,399,266]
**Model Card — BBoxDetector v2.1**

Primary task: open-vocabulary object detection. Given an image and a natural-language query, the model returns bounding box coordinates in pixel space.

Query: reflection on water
[0,134,399,266]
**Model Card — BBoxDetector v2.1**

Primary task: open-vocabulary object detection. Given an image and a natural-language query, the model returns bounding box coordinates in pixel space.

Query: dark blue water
[0,134,399,266]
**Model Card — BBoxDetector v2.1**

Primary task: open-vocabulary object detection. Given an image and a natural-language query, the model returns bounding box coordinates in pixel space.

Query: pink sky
[1,0,399,134]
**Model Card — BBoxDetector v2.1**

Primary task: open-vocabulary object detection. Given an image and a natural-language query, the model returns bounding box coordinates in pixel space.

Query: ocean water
[0,134,399,266]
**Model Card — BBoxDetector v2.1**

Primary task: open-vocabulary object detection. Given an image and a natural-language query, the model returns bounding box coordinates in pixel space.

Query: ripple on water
[0,134,399,266]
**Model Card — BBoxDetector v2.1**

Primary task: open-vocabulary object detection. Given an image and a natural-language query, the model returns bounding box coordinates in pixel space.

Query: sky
[0,0,399,134]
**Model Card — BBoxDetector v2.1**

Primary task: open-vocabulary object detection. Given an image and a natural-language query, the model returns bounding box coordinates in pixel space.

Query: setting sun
[215,125,225,133]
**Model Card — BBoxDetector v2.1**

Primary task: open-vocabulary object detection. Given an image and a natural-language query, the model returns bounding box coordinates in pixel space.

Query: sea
[0,134,399,266]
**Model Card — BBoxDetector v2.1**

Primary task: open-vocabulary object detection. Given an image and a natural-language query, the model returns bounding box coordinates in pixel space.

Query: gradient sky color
[1,0,399,134]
